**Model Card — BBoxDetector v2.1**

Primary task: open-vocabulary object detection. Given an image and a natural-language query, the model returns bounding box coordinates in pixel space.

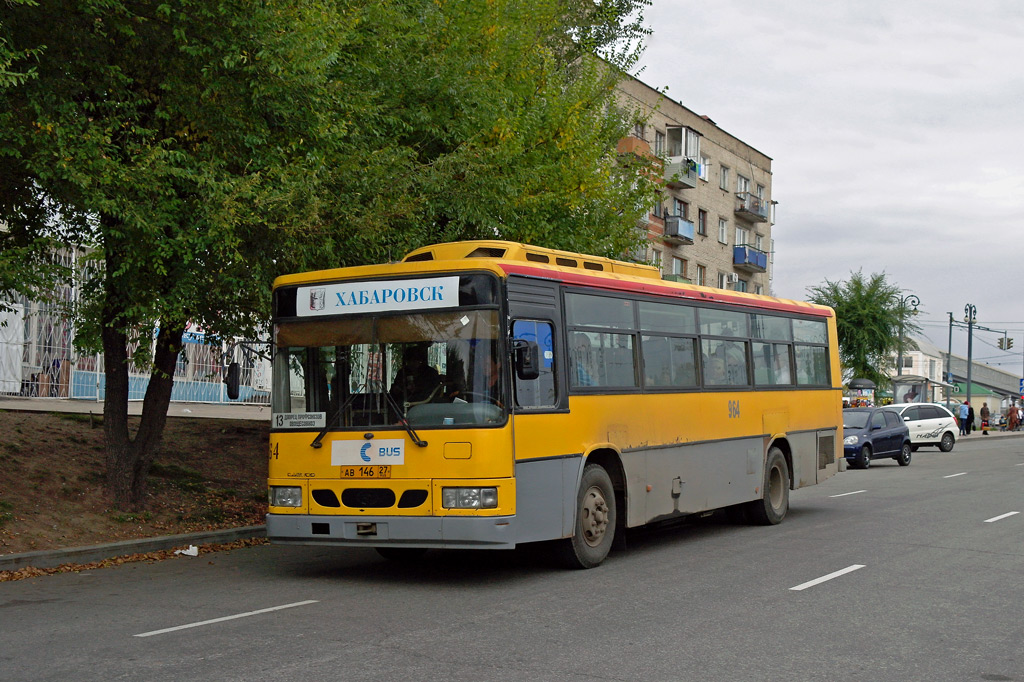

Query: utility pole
[946,312,953,406]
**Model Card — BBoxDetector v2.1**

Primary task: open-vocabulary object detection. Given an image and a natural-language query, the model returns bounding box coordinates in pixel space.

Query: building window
[756,184,765,200]
[735,226,749,248]
[650,248,662,268]
[717,272,728,289]
[755,234,764,251]
[672,257,687,277]
[697,209,708,236]
[653,201,664,219]
[755,284,764,295]
[734,279,748,293]
[633,122,645,140]
[654,130,665,156]
[699,154,710,181]
[737,175,750,194]
[718,218,728,244]
[696,265,706,286]
[673,199,688,219]
[720,166,730,191]
[685,128,700,159]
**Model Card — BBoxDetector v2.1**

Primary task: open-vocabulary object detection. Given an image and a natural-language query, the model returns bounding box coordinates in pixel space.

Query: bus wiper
[310,392,362,449]
[382,390,428,448]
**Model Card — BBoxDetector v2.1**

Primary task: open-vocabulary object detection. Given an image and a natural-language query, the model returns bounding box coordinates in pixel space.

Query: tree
[807,271,922,387]
[0,0,659,510]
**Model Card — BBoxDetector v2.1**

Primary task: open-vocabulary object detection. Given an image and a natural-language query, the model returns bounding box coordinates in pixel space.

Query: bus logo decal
[332,439,405,466]
[309,288,325,311]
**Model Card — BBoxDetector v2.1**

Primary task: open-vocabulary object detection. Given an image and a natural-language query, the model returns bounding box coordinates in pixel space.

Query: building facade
[616,77,774,294]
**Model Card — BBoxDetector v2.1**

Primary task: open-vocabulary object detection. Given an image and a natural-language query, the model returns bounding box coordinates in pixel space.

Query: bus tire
[745,447,789,526]
[376,547,428,562]
[557,463,616,569]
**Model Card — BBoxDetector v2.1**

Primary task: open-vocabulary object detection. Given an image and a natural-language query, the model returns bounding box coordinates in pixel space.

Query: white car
[884,403,958,452]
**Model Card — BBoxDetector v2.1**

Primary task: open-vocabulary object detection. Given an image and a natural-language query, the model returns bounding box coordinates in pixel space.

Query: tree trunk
[103,320,184,510]
[101,217,185,511]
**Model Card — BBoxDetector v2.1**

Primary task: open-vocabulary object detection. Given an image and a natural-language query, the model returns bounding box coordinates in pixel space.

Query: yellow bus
[267,240,842,568]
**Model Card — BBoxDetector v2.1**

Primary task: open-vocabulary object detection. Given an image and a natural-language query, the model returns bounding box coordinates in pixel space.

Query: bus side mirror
[512,340,540,380]
[224,362,240,400]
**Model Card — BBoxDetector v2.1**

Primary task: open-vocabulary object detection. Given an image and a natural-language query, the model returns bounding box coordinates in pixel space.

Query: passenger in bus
[572,333,595,387]
[706,356,727,384]
[389,344,442,405]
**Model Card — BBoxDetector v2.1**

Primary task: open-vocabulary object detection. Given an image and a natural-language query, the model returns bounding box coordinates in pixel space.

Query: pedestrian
[958,401,970,436]
[1006,405,1020,432]
[980,402,990,434]
[967,402,975,435]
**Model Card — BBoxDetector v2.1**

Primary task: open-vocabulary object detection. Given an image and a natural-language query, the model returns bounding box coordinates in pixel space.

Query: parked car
[842,407,912,468]
[884,403,958,452]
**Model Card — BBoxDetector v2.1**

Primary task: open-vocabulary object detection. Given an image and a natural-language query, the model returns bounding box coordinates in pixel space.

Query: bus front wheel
[745,447,790,526]
[557,463,616,569]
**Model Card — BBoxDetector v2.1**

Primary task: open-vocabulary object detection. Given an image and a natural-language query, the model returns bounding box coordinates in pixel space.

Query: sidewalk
[0,396,270,421]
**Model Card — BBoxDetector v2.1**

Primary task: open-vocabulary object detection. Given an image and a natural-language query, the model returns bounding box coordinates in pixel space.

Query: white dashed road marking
[790,565,866,591]
[134,600,319,638]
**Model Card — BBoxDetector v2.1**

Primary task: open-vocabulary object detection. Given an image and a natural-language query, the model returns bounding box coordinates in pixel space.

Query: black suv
[842,407,912,468]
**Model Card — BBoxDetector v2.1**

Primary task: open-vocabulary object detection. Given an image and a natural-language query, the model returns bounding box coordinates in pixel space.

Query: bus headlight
[844,435,859,445]
[442,487,498,509]
[270,486,303,507]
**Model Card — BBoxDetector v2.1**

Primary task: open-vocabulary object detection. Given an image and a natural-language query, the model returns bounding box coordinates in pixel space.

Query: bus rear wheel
[744,447,790,525]
[556,463,616,569]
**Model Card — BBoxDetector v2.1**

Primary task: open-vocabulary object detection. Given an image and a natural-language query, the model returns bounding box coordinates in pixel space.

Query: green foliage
[0,0,657,507]
[808,271,922,388]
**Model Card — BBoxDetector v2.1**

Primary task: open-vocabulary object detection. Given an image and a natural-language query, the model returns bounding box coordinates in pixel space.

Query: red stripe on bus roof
[498,263,831,317]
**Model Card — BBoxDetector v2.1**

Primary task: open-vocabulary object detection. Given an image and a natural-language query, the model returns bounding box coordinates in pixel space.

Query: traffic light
[1009,338,1014,349]
[997,337,1014,350]
[998,337,1005,349]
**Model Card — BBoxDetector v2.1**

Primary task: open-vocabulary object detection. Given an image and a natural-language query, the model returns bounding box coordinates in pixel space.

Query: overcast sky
[634,1,1024,372]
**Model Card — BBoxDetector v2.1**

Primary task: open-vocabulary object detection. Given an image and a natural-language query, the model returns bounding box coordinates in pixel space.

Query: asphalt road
[2,436,1022,682]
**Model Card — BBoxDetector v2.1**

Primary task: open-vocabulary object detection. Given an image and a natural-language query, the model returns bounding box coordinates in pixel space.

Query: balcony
[733,245,768,273]
[664,157,698,189]
[663,274,692,284]
[735,192,770,222]
[663,216,695,245]
[616,136,654,158]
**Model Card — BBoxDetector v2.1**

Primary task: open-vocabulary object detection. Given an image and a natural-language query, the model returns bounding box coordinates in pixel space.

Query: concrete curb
[0,525,267,572]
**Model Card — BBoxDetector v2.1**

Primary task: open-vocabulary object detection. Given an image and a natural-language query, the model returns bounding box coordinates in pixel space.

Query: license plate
[340,465,391,479]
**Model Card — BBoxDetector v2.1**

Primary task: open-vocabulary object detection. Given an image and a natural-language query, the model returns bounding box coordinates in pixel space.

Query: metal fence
[0,248,271,405]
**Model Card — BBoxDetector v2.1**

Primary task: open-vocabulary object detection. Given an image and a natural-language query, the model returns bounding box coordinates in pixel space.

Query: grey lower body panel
[266,513,518,550]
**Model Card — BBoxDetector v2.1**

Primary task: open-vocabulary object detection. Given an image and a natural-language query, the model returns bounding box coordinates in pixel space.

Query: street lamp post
[895,293,921,376]
[965,303,977,408]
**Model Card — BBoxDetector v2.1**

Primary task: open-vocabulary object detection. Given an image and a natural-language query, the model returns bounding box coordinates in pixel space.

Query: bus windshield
[272,309,505,428]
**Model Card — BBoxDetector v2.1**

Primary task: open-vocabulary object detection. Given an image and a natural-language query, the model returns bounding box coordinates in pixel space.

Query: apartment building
[616,77,774,294]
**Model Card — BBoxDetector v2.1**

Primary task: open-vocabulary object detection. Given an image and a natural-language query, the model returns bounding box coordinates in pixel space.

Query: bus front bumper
[265,513,518,550]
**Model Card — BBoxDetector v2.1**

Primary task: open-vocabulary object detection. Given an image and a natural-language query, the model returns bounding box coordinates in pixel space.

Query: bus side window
[512,320,557,408]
